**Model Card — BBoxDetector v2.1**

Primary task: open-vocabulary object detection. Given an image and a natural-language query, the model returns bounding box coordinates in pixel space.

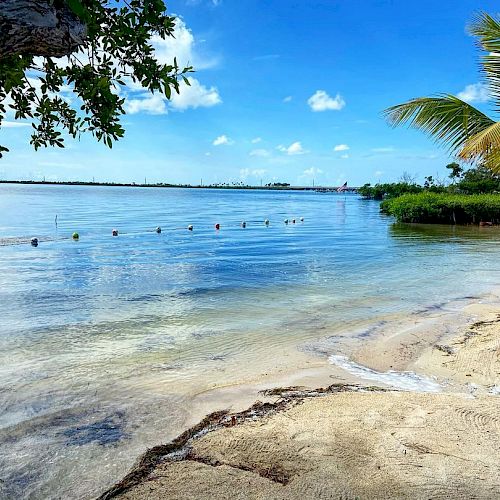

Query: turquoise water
[1,184,500,499]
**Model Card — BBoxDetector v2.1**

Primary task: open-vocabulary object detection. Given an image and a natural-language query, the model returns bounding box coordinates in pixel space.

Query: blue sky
[1,0,499,186]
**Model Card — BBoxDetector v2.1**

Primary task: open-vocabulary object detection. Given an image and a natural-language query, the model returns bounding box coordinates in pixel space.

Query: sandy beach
[98,302,500,499]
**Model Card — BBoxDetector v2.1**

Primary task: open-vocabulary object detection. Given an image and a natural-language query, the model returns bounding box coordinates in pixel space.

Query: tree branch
[0,0,87,59]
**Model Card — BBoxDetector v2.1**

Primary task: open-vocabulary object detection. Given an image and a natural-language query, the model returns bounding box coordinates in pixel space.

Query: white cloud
[170,77,221,110]
[240,168,267,180]
[213,134,234,146]
[277,141,307,155]
[340,154,349,159]
[251,137,262,144]
[283,96,292,103]
[124,93,167,115]
[124,77,221,114]
[122,19,221,115]
[334,144,349,152]
[249,149,270,157]
[151,18,218,70]
[307,90,345,112]
[303,167,323,176]
[1,121,30,128]
[374,170,383,177]
[457,83,490,103]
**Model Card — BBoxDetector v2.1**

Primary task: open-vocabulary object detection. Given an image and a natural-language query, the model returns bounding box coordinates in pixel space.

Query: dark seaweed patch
[415,302,447,314]
[356,320,387,338]
[0,467,40,498]
[62,411,128,447]
[0,408,91,446]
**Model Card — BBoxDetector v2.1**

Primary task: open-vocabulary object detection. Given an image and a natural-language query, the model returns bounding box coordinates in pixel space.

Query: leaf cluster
[0,0,193,157]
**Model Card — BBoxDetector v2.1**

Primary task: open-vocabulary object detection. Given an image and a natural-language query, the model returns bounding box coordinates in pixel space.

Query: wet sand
[99,303,500,499]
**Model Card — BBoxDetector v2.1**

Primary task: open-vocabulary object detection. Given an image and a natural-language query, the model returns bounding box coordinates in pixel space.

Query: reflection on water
[1,185,500,499]
[390,221,500,242]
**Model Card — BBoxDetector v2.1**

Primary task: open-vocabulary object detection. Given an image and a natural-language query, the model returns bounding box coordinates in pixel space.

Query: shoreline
[98,383,387,500]
[0,180,358,192]
[98,297,500,499]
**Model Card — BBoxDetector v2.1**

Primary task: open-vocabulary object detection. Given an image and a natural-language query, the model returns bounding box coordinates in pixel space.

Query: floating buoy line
[1,217,305,247]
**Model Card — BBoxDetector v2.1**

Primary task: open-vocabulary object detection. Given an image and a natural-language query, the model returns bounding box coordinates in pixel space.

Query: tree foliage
[457,164,500,194]
[358,182,425,200]
[359,165,500,200]
[384,12,500,173]
[0,0,193,157]
[446,162,463,181]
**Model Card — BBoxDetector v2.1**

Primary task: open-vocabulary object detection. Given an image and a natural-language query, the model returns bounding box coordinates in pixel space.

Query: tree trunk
[0,0,86,59]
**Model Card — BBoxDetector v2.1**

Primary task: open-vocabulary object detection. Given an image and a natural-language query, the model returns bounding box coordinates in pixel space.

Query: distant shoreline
[0,180,358,192]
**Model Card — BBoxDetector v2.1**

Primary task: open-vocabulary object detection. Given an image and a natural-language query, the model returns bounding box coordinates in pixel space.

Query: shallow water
[1,184,500,499]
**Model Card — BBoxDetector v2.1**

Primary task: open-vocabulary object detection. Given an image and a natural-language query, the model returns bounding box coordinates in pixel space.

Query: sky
[1,0,499,186]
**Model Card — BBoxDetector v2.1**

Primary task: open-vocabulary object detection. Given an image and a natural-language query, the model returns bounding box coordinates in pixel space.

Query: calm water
[1,184,500,499]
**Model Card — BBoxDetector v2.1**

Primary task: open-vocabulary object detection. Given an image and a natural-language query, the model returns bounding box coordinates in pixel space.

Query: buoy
[284,219,289,224]
[215,223,220,230]
[241,221,246,228]
[188,225,193,231]
[72,232,79,240]
[292,219,296,224]
[30,237,38,247]
[264,219,270,226]
[155,227,161,234]
[112,229,118,236]
[300,217,304,222]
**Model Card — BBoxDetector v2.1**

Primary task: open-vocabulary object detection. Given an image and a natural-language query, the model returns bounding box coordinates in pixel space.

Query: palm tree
[384,13,500,172]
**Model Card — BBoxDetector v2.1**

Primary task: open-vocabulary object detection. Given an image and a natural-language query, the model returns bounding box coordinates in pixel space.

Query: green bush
[380,193,500,224]
[358,182,425,200]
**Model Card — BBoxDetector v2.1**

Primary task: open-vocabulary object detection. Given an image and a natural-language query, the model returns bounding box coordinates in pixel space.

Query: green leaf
[66,0,88,21]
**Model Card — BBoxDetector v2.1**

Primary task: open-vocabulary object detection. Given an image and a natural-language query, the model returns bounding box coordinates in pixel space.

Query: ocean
[1,184,500,499]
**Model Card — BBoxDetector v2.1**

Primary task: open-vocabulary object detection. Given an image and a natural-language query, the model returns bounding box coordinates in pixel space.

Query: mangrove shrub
[380,193,500,224]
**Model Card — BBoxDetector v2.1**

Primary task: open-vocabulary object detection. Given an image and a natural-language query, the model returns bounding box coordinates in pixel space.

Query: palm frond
[459,121,500,160]
[481,150,500,173]
[469,12,500,108]
[458,121,500,173]
[384,95,494,152]
[469,12,500,53]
